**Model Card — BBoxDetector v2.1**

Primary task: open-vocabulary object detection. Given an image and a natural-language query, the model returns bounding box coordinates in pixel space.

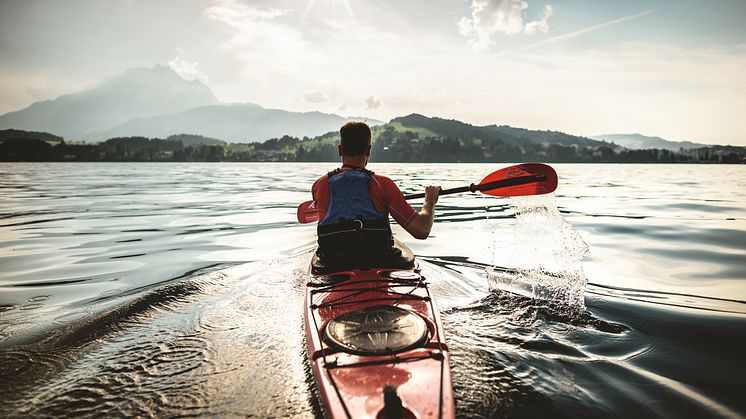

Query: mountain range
[3,114,744,163]
[0,66,218,140]
[391,113,608,149]
[0,129,63,144]
[0,65,719,150]
[0,65,381,143]
[94,103,369,143]
[590,133,710,151]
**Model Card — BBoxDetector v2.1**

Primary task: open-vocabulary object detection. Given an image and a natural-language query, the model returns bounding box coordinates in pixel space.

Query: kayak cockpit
[311,238,416,275]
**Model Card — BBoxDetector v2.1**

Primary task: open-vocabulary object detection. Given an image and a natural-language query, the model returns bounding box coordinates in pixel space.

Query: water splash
[488,194,588,308]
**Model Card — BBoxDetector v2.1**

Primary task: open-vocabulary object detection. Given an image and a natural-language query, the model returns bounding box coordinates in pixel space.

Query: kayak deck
[305,264,455,419]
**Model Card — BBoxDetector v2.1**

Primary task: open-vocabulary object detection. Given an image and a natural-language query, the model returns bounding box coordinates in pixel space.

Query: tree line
[1,132,744,164]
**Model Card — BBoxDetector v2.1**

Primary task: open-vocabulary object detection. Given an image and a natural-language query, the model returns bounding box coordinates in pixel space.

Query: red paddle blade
[478,163,557,197]
[297,200,321,224]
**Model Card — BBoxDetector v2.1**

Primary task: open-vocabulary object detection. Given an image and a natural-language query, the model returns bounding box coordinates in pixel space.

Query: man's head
[339,121,372,158]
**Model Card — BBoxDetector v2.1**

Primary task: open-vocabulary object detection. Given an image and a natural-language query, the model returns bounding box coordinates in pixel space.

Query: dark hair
[339,121,371,156]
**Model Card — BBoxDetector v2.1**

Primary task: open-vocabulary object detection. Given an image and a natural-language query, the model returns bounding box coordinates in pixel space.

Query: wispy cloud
[459,0,553,52]
[203,1,289,24]
[520,9,656,51]
[201,0,438,115]
[524,5,553,34]
[304,90,329,103]
[202,0,316,82]
[365,95,382,110]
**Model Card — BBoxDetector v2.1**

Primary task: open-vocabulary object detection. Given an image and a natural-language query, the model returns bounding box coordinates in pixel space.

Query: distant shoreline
[0,160,742,165]
[3,118,745,164]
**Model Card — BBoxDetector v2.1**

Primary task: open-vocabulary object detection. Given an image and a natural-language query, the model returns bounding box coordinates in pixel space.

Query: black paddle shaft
[403,174,545,200]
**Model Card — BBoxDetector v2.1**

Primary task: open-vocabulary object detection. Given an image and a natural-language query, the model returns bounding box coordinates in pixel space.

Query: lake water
[1,162,744,418]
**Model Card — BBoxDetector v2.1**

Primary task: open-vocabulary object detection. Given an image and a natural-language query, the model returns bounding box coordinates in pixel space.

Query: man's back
[311,165,417,229]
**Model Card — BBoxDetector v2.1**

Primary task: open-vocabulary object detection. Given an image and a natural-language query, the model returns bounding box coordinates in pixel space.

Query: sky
[1,0,745,145]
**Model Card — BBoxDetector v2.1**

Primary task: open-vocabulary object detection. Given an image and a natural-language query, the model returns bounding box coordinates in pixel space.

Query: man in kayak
[311,121,440,270]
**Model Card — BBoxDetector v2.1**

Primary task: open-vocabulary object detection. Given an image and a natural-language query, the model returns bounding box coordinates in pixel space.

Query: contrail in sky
[497,9,657,56]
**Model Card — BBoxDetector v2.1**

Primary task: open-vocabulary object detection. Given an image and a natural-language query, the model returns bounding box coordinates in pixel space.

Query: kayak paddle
[297,200,321,224]
[296,163,557,224]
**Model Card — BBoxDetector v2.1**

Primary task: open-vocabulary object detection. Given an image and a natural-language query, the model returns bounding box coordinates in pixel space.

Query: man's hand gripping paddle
[296,162,557,224]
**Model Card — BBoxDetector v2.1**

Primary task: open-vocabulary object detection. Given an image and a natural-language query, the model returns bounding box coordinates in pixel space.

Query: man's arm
[311,175,329,221]
[404,186,441,239]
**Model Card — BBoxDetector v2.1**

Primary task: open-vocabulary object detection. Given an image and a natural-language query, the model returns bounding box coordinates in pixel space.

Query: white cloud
[202,0,444,115]
[203,1,289,24]
[364,95,382,110]
[202,0,320,85]
[338,104,348,112]
[304,90,329,103]
[458,0,553,52]
[168,47,209,83]
[524,5,553,34]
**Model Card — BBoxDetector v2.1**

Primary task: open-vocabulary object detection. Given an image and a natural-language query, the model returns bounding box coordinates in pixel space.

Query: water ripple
[1,162,745,418]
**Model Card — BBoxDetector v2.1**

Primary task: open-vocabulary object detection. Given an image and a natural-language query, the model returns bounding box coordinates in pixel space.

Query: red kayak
[299,163,559,417]
[305,254,455,418]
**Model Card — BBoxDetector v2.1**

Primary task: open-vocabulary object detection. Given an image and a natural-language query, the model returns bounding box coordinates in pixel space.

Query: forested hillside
[2,118,744,164]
